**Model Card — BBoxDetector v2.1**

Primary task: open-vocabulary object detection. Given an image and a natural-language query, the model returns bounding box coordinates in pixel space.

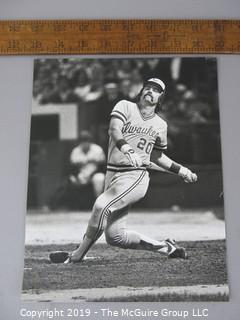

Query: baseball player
[50,78,197,264]
[49,131,105,210]
[69,130,106,197]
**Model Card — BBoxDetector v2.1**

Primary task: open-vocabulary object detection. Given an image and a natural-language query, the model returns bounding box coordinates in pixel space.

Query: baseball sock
[70,225,103,262]
[122,231,175,255]
[106,228,175,255]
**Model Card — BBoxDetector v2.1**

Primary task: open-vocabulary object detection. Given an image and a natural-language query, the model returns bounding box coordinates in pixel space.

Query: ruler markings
[0,19,239,55]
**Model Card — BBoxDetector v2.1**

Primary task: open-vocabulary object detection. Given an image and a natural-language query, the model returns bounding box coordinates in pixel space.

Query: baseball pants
[75,169,170,259]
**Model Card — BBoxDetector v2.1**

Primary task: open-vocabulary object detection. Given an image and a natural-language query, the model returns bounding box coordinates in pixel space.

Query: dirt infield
[22,240,228,302]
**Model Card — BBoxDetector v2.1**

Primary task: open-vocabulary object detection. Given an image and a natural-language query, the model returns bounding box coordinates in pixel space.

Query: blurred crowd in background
[33,57,219,125]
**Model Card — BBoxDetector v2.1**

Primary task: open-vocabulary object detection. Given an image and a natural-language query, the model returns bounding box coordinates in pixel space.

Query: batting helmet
[145,78,165,92]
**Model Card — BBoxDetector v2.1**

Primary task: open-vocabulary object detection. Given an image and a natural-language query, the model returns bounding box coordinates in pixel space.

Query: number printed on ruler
[0,19,240,55]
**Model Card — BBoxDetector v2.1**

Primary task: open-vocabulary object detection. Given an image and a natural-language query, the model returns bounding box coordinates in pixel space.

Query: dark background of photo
[28,57,223,210]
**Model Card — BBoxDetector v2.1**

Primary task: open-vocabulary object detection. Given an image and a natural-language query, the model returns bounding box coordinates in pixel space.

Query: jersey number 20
[137,138,153,154]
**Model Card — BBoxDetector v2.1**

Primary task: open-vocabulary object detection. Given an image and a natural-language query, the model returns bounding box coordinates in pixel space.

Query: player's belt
[107,163,147,172]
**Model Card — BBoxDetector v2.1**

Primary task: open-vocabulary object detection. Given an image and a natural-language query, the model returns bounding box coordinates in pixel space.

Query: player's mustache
[143,93,153,100]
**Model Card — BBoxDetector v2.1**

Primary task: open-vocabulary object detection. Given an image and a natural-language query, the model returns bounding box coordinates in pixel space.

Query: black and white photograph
[22,56,228,302]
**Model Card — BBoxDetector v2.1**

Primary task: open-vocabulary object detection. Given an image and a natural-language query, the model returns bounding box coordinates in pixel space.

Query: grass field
[22,239,228,302]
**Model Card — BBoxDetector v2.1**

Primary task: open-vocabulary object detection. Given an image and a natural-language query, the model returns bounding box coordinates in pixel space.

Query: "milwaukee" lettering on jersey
[122,121,159,138]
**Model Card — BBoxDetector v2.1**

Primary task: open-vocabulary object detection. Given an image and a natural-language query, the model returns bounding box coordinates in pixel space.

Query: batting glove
[179,166,198,183]
[120,144,143,167]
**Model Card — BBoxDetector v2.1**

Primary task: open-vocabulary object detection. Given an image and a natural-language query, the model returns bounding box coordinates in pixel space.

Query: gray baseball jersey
[107,99,167,172]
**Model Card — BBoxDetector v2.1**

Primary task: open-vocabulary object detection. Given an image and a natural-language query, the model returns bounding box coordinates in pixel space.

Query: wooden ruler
[0,19,240,55]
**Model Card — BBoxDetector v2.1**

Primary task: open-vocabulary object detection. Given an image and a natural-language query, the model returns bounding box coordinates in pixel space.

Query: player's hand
[179,167,198,183]
[120,144,143,167]
[125,150,143,167]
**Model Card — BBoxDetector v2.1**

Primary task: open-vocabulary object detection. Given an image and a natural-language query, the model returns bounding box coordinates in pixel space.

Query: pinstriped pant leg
[86,170,149,240]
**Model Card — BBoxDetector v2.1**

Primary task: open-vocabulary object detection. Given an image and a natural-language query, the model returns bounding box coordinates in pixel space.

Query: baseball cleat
[168,247,188,259]
[165,238,188,259]
[66,255,100,264]
[64,255,83,264]
[63,257,72,264]
[49,251,83,264]
[49,251,69,263]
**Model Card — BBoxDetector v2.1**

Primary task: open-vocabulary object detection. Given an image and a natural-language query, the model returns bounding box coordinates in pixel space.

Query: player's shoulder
[113,99,137,116]
[155,113,168,128]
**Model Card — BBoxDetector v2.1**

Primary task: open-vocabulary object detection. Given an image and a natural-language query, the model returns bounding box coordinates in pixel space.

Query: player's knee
[105,230,128,248]
[92,197,110,222]
[89,199,108,230]
[105,233,121,247]
[93,197,105,213]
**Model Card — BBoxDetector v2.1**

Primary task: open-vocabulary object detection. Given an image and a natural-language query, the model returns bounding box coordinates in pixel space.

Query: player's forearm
[108,123,124,144]
[156,153,188,176]
[109,124,133,155]
[155,153,197,183]
[156,153,180,171]
[109,119,129,151]
[109,118,142,167]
